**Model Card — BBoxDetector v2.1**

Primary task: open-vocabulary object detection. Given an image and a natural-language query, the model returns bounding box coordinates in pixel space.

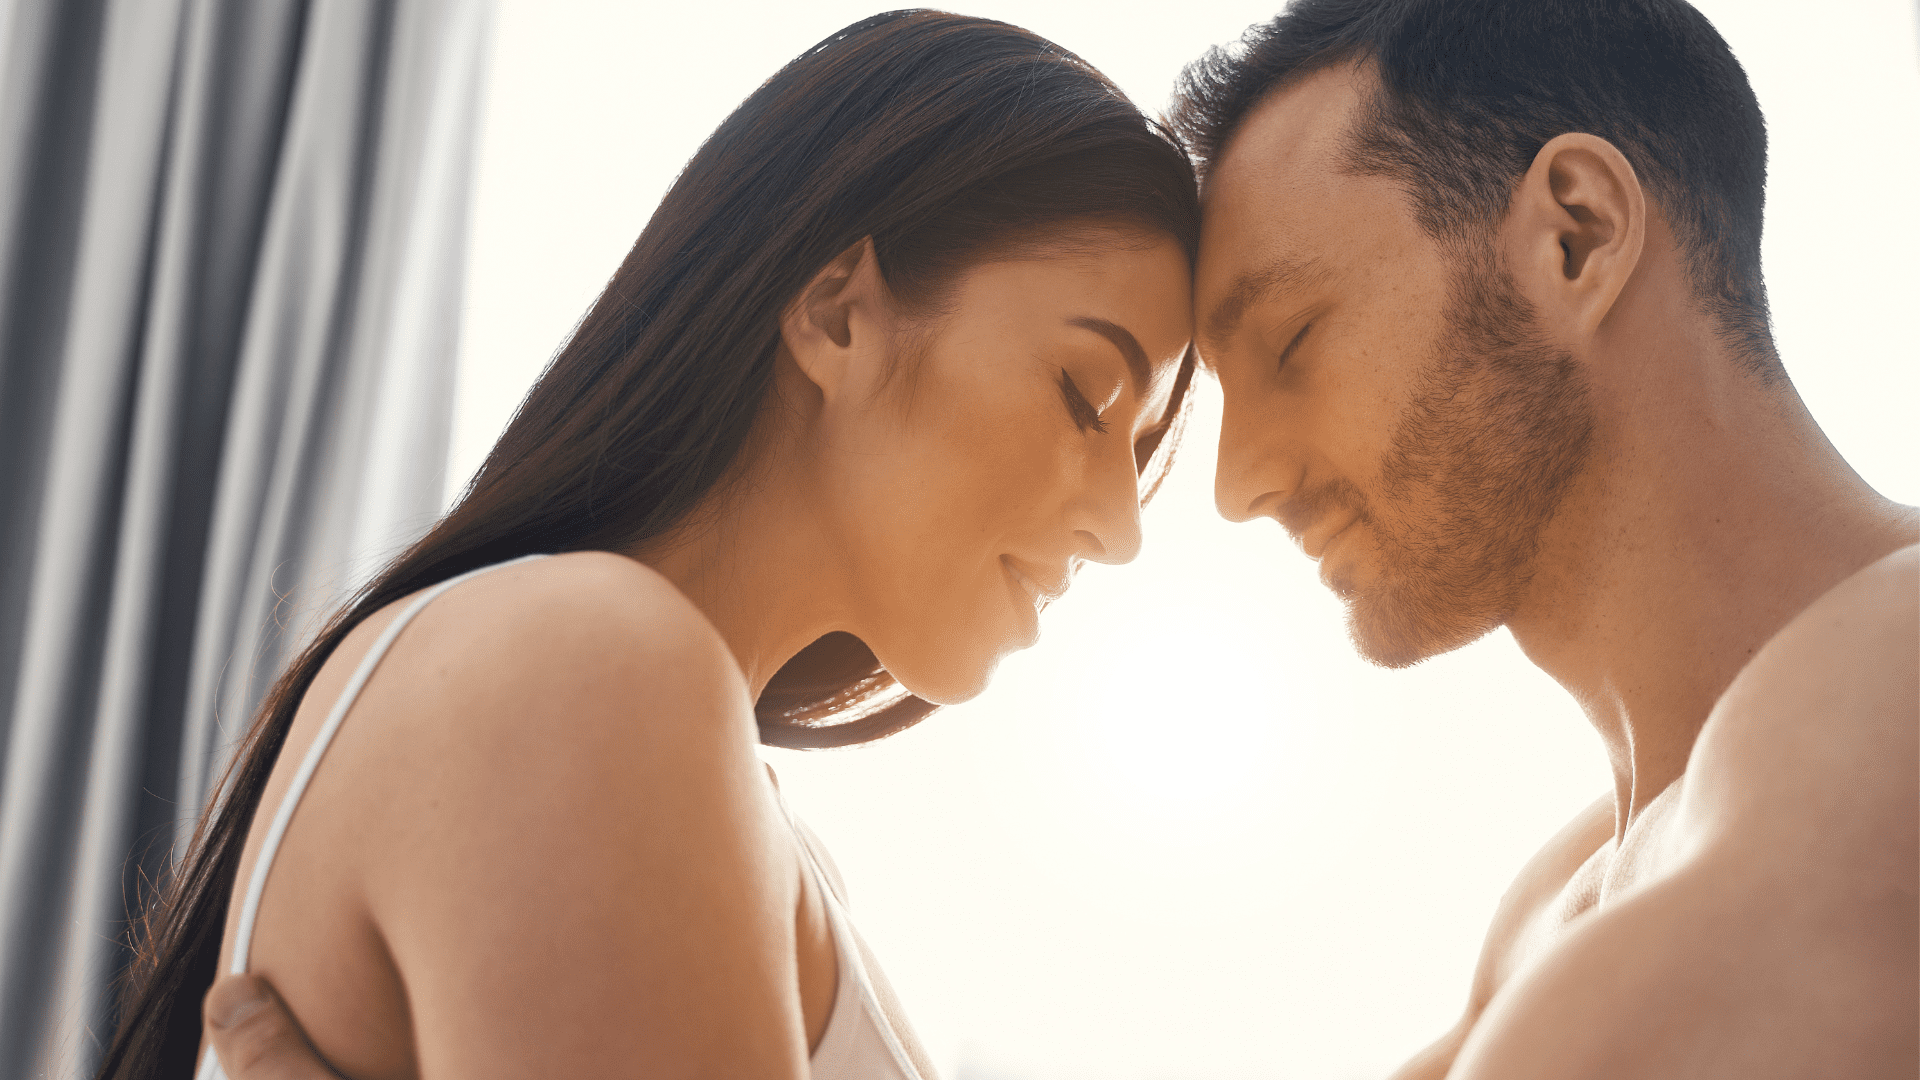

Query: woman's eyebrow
[1066,316,1152,397]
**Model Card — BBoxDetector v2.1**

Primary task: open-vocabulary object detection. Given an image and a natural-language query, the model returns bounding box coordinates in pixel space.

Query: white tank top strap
[196,554,548,1080]
[773,786,925,1080]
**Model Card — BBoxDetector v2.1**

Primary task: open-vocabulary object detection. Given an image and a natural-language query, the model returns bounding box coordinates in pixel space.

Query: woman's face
[797,232,1193,704]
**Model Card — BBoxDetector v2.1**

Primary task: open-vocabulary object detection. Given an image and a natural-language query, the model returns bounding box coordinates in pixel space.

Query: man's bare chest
[1496,785,1690,990]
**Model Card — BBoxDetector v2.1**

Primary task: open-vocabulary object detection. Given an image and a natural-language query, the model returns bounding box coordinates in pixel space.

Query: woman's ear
[779,237,891,404]
[1504,132,1647,341]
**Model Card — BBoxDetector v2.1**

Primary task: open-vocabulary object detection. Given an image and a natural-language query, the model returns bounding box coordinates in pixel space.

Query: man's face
[1198,66,1594,668]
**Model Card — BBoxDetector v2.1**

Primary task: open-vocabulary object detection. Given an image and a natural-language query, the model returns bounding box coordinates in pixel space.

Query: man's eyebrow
[1067,316,1152,397]
[1203,256,1328,350]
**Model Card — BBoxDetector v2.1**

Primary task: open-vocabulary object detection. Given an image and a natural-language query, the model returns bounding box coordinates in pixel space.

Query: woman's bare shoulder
[388,551,751,728]
[434,550,732,657]
[320,549,766,832]
[287,552,802,1075]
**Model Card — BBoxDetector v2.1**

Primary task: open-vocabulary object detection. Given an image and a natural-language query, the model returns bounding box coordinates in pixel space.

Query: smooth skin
[1200,63,1916,1077]
[198,229,1191,1079]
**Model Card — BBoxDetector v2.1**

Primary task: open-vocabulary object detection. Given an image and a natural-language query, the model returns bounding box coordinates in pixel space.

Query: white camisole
[197,555,923,1080]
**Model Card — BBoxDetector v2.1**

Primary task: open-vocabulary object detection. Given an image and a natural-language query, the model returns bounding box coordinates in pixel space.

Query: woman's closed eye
[1057,368,1109,434]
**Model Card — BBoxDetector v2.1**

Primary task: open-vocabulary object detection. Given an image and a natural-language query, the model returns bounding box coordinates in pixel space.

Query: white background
[449,3,1919,1077]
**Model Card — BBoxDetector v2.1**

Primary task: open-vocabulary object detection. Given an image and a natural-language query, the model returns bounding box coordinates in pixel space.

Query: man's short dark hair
[1171,0,1778,374]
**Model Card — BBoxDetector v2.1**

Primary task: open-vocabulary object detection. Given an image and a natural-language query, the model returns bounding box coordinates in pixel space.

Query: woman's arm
[241,552,812,1078]
[399,554,806,1076]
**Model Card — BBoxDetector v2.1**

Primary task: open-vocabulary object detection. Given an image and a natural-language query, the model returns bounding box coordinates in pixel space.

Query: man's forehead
[1206,63,1372,211]
[1196,64,1388,326]
[1192,67,1389,354]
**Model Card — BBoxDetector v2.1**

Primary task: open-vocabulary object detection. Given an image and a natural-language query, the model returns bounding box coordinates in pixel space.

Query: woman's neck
[621,456,849,701]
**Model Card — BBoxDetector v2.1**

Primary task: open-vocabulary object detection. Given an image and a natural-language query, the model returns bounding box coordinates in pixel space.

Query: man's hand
[202,973,341,1080]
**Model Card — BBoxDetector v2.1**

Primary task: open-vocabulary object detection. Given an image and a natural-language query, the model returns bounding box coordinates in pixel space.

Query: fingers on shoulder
[204,974,333,1080]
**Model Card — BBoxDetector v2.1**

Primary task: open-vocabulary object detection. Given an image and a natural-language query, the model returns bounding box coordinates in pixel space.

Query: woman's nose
[1075,448,1145,566]
[1074,519,1140,566]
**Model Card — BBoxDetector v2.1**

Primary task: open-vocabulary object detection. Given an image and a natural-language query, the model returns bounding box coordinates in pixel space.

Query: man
[1177,0,1916,1074]
[201,0,1916,1075]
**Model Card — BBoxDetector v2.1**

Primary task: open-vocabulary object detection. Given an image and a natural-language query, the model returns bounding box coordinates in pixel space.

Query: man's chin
[1342,585,1503,670]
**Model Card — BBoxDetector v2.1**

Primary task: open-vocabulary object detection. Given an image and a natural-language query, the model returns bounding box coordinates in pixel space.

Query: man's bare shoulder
[1446,545,1918,1078]
[1680,541,1918,861]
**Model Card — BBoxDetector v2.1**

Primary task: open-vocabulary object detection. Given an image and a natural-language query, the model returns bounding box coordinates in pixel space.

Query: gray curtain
[0,0,493,1076]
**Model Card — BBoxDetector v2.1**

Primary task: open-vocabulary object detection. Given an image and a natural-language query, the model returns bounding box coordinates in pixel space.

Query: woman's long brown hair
[96,10,1200,1076]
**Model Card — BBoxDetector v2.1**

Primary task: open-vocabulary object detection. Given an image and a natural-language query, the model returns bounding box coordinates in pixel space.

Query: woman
[99,10,1198,1078]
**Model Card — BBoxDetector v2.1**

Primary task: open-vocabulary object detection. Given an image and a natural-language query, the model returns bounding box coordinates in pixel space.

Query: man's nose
[1213,387,1290,524]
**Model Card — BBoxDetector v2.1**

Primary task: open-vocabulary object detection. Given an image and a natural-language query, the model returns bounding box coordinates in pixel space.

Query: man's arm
[1449,546,1919,1078]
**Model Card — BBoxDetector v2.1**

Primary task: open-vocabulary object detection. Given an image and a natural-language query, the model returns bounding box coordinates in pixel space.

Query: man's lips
[1296,514,1359,561]
[1264,478,1368,559]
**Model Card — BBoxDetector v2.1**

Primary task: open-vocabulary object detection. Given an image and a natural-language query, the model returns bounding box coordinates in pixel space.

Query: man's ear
[1504,132,1646,339]
[779,237,891,404]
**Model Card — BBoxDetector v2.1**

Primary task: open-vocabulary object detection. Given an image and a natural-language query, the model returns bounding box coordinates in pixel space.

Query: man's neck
[1507,335,1915,836]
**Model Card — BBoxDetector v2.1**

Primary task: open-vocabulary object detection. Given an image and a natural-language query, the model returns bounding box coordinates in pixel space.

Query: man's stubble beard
[1342,246,1596,668]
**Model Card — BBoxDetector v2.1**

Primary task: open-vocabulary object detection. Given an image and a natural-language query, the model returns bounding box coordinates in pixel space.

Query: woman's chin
[886,663,992,707]
[876,635,1022,707]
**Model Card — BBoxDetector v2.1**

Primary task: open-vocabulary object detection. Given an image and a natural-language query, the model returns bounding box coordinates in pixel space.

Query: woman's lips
[1002,556,1069,611]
